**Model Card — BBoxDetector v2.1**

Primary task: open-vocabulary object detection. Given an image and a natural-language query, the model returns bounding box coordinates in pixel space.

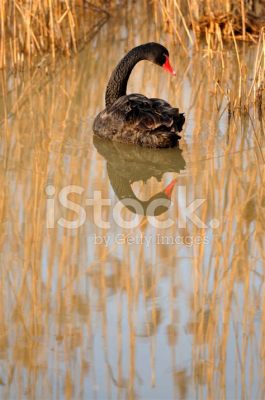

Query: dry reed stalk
[158,0,189,55]
[240,0,246,41]
[173,0,194,45]
[231,22,243,105]
[0,2,6,68]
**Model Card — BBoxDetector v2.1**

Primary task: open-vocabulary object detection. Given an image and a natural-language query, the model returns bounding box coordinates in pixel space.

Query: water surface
[0,3,265,399]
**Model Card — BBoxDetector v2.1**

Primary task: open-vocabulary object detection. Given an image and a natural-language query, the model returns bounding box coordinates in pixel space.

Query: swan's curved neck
[105,46,144,108]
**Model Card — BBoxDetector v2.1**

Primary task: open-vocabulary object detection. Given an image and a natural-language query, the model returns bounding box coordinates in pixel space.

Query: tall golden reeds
[0,0,112,71]
[155,0,265,110]
[156,0,265,45]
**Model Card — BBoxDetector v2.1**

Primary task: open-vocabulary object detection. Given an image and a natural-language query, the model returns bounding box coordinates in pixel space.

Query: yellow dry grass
[0,0,112,71]
[155,0,265,110]
[156,0,265,44]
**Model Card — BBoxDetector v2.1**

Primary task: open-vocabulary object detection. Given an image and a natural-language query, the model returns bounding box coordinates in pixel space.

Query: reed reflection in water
[0,2,265,399]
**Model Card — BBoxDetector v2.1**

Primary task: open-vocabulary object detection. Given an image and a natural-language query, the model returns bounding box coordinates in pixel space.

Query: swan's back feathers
[93,94,185,148]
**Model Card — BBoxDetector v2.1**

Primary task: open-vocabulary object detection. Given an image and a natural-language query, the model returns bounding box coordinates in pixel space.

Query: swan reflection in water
[93,136,186,216]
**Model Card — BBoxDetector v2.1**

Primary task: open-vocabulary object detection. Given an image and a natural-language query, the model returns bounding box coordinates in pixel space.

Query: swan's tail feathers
[174,112,185,133]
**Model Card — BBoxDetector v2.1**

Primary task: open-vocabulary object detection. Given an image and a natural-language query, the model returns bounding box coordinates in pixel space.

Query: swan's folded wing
[93,94,185,148]
[124,95,179,131]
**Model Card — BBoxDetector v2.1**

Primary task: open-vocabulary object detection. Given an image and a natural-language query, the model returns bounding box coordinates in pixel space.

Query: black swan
[93,43,185,148]
[93,136,186,216]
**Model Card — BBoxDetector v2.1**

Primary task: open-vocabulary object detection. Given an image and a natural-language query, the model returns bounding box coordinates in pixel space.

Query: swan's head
[143,42,176,76]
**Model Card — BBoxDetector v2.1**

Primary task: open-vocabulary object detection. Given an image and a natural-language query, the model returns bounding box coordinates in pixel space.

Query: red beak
[163,179,177,198]
[163,55,176,76]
